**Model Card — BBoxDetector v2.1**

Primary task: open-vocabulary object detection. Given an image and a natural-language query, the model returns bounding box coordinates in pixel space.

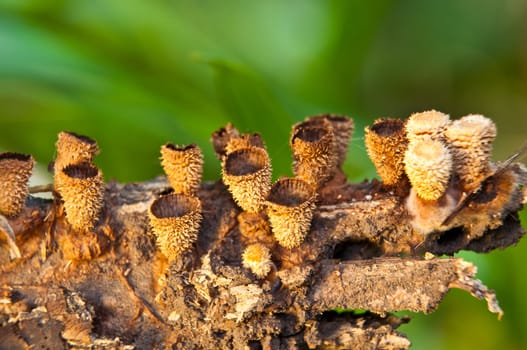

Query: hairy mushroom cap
[148,193,202,261]
[266,178,317,249]
[161,143,204,196]
[242,243,274,278]
[364,118,408,185]
[290,121,337,188]
[304,114,354,167]
[444,114,497,191]
[225,133,266,156]
[54,131,99,172]
[55,163,105,232]
[404,138,453,201]
[222,147,272,213]
[0,152,34,217]
[210,123,241,159]
[405,110,450,142]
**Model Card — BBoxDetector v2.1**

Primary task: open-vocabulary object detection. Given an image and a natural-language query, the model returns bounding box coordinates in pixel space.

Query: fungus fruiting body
[211,123,241,159]
[405,110,450,142]
[54,131,99,173]
[0,113,521,273]
[148,193,202,261]
[0,152,34,217]
[222,147,272,213]
[55,163,105,232]
[224,133,266,156]
[364,118,408,186]
[0,152,32,260]
[266,178,316,249]
[290,121,337,188]
[242,243,274,278]
[445,114,497,192]
[404,137,452,201]
[161,143,204,196]
[303,114,354,167]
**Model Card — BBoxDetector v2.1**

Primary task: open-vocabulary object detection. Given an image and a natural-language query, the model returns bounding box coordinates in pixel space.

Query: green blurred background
[1,0,526,348]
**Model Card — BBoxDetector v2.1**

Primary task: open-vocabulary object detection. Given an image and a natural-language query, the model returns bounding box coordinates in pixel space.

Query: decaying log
[1,160,525,349]
[1,114,526,349]
[310,258,501,317]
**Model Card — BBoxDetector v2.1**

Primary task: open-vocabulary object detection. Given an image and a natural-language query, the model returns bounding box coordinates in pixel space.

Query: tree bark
[0,163,526,349]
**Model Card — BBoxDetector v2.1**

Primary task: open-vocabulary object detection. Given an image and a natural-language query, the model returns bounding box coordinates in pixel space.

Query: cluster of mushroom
[0,111,501,271]
[212,115,354,278]
[53,132,105,232]
[364,110,497,234]
[0,132,106,259]
[146,115,354,278]
[148,144,204,262]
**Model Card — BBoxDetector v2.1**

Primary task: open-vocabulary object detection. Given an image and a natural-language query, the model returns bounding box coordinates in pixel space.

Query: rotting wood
[309,258,501,317]
[0,166,525,349]
[1,114,527,349]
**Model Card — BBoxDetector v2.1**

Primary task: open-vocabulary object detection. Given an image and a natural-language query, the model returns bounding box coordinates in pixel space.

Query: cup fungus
[55,163,104,232]
[148,193,202,261]
[160,143,204,196]
[222,147,272,213]
[290,122,337,188]
[211,123,241,159]
[266,178,316,249]
[405,110,450,142]
[225,133,266,156]
[0,152,34,217]
[404,137,453,201]
[242,243,274,278]
[364,118,408,186]
[444,114,497,192]
[54,131,99,173]
[303,114,354,167]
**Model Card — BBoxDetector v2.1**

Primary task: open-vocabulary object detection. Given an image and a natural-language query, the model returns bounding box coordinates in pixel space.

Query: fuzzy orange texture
[364,118,408,186]
[224,133,266,156]
[290,122,337,189]
[266,178,316,249]
[405,110,450,142]
[148,193,202,261]
[445,114,497,191]
[55,163,105,232]
[222,147,272,213]
[0,152,34,217]
[303,114,354,167]
[161,143,204,196]
[242,243,273,278]
[54,131,99,172]
[404,138,452,201]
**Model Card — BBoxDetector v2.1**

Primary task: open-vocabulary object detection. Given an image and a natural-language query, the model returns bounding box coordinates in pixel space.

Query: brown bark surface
[0,162,526,349]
